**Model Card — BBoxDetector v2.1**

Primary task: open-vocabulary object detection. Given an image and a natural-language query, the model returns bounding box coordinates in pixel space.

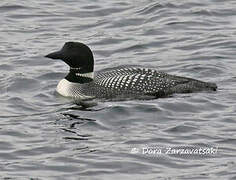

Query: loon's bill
[45,42,217,101]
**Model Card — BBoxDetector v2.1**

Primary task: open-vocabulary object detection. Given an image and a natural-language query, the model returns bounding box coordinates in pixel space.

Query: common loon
[45,42,217,100]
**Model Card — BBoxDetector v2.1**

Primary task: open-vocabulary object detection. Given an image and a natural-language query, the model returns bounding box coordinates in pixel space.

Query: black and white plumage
[45,42,217,100]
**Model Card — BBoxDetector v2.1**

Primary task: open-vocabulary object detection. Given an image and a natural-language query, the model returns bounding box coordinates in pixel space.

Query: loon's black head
[45,42,94,73]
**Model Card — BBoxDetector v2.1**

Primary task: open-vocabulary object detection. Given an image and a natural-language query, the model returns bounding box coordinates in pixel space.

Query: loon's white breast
[56,78,94,100]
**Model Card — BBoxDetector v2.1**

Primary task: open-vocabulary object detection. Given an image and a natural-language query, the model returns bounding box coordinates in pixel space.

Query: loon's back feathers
[45,42,217,100]
[94,66,216,98]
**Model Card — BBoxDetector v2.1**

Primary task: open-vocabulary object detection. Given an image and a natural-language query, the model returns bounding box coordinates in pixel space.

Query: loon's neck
[65,67,94,83]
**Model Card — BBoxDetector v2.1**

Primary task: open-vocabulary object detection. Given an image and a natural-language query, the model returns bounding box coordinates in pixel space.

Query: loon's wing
[95,66,216,99]
[94,71,176,98]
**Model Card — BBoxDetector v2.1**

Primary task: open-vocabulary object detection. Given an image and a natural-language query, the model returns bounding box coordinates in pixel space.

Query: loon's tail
[171,80,217,94]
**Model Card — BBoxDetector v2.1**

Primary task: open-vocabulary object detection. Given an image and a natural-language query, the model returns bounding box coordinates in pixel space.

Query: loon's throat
[65,68,94,83]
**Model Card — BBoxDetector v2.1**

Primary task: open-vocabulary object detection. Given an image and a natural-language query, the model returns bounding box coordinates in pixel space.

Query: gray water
[1,0,236,179]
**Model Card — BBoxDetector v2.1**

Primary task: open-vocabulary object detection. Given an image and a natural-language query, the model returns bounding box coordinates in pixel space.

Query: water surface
[0,0,236,179]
